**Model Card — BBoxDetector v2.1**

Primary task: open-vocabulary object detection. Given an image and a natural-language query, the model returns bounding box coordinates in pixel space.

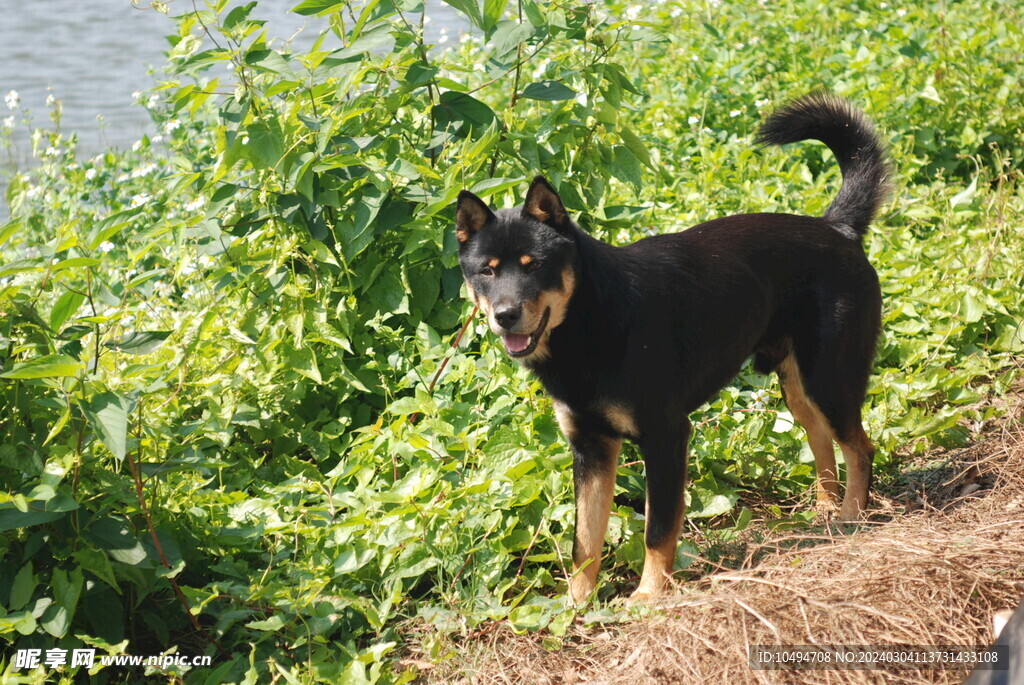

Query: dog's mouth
[502,308,550,358]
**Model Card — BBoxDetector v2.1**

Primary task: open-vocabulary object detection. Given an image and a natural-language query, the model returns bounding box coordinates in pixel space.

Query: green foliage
[1,0,1023,681]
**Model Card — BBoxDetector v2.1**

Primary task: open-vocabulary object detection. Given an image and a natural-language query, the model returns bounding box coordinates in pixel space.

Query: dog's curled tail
[757,93,892,239]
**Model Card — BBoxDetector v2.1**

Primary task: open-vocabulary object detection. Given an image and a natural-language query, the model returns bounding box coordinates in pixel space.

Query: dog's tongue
[503,333,531,354]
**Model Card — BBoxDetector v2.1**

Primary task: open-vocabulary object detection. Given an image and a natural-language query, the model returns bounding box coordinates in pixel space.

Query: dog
[454,93,890,604]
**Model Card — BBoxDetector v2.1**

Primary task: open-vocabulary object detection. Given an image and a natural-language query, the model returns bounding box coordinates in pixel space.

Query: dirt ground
[414,384,1024,684]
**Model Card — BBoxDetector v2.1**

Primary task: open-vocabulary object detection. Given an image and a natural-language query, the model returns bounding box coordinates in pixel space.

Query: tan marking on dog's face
[475,293,492,318]
[520,254,534,267]
[487,257,500,269]
[524,266,577,362]
[464,279,477,305]
[602,404,639,438]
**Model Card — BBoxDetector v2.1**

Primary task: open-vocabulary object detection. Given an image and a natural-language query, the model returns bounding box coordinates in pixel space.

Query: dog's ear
[523,176,569,228]
[456,190,494,244]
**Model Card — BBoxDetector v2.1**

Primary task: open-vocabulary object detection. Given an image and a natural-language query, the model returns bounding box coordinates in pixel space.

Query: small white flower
[752,389,770,410]
[755,98,770,108]
[116,173,130,183]
[25,185,42,199]
[690,55,699,62]
[615,229,631,243]
[734,42,745,50]
[729,109,741,117]
[2,115,13,130]
[5,90,19,110]
[132,140,144,152]
[85,168,98,180]
[45,93,57,107]
[130,163,158,178]
[130,193,151,208]
[147,93,160,108]
[896,8,906,16]
[44,146,60,157]
[183,197,205,212]
[101,306,118,317]
[688,115,700,125]
[198,254,216,268]
[99,241,115,253]
[163,119,181,133]
[624,5,642,20]
[132,90,143,101]
[151,134,163,144]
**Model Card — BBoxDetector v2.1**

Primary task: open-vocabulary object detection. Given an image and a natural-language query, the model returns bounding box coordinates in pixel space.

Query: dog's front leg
[556,404,622,605]
[631,419,691,602]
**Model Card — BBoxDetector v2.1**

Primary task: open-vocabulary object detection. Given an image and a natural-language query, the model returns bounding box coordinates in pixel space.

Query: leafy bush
[1,0,1022,681]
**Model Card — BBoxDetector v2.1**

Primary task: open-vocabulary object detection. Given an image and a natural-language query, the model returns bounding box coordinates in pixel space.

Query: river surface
[0,0,465,157]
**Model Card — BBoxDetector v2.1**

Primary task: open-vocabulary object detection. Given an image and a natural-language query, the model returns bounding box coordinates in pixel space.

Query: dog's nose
[494,306,522,330]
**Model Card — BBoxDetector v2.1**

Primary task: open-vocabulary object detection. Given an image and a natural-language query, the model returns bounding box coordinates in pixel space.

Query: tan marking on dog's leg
[629,510,684,603]
[603,404,639,438]
[778,354,840,508]
[553,400,577,441]
[838,425,874,521]
[569,436,620,606]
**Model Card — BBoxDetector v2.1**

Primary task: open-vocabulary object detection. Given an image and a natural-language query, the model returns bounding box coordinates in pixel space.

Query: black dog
[455,93,890,603]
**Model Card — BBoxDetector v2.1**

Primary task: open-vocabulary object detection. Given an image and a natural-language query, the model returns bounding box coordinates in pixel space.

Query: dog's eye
[480,266,495,277]
[529,259,543,271]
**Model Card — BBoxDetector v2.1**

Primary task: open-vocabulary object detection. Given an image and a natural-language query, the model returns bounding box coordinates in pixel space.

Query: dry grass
[416,394,1024,684]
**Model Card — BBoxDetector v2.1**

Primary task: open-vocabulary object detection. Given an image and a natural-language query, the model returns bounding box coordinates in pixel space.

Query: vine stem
[125,428,229,656]
[409,303,479,425]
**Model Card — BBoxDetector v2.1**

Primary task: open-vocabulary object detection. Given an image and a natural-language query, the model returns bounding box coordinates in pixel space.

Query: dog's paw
[624,587,663,607]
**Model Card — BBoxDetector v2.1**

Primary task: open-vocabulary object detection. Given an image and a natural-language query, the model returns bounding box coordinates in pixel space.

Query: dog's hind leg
[558,403,622,605]
[790,301,879,521]
[777,353,841,510]
[835,424,874,521]
[630,419,691,602]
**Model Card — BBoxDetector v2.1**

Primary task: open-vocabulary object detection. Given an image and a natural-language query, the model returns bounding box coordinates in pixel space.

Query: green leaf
[51,257,101,272]
[1,354,83,379]
[0,493,78,533]
[104,330,172,355]
[87,517,148,566]
[83,392,132,460]
[441,0,484,30]
[290,0,343,15]
[432,91,496,137]
[9,562,37,611]
[521,80,577,101]
[246,119,286,170]
[42,567,84,638]
[73,548,121,593]
[50,290,85,331]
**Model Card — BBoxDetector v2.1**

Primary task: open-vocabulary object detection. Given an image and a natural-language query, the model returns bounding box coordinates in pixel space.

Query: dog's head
[455,177,578,363]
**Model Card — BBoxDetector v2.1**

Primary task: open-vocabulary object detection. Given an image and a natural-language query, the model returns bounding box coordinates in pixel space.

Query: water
[0,0,466,156]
